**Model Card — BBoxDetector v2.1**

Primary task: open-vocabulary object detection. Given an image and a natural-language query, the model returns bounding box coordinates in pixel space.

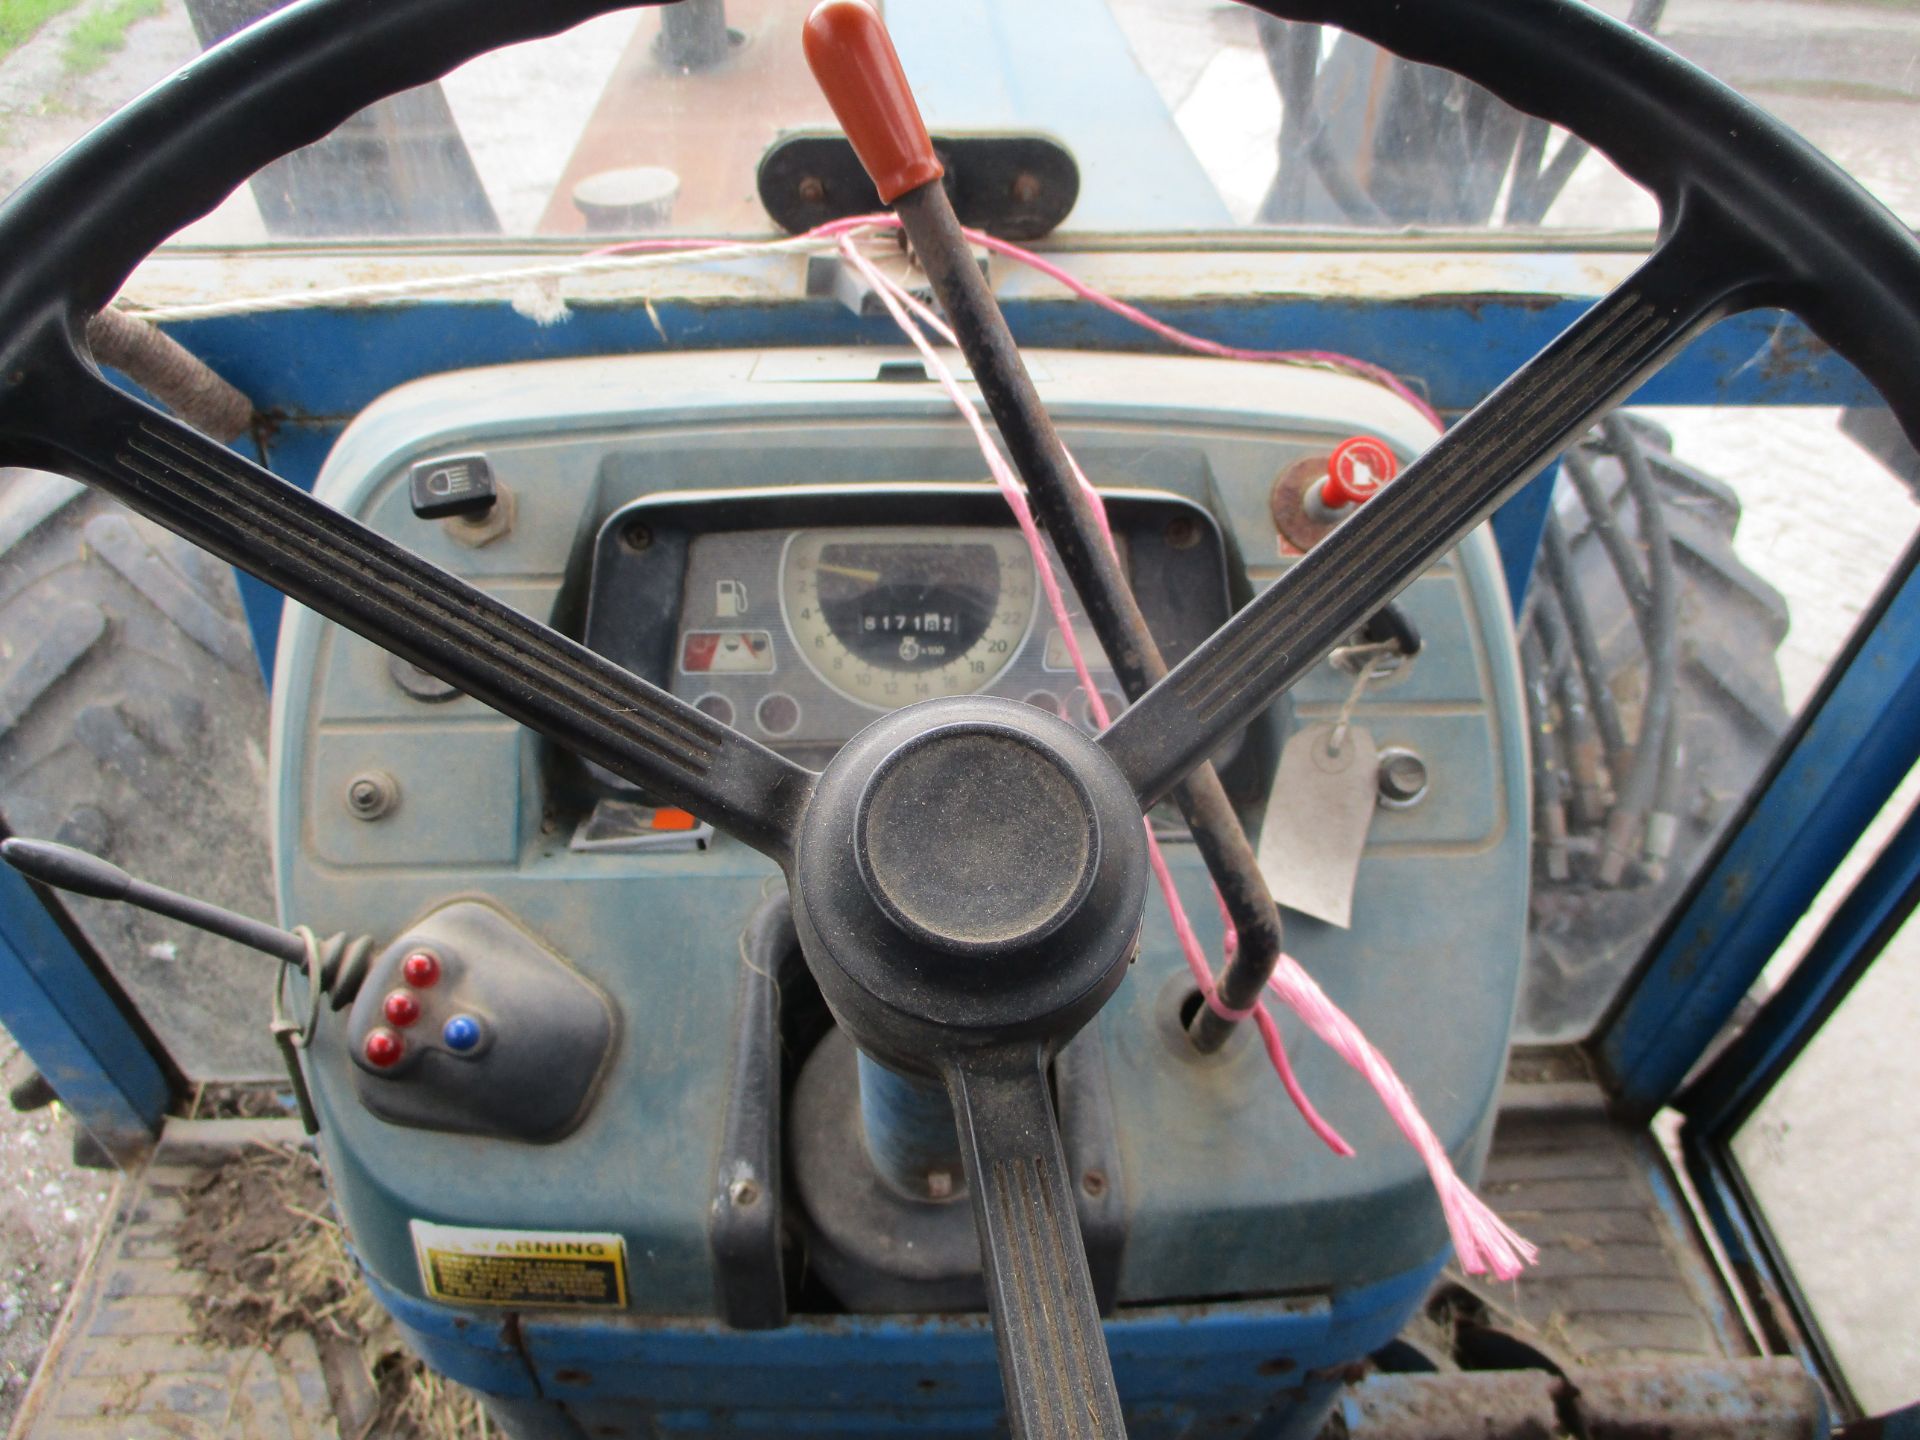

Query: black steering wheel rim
[0,0,1911,439]
[0,0,1905,810]
[0,0,1911,627]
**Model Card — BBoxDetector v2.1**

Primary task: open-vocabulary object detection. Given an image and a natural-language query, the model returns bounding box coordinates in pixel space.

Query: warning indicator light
[364,1028,404,1068]
[681,629,774,674]
[402,950,441,988]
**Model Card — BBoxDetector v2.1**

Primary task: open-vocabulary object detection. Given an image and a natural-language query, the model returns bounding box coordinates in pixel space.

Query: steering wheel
[3,0,1916,1433]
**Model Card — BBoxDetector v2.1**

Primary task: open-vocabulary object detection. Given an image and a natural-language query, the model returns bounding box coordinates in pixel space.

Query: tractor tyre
[0,469,277,1081]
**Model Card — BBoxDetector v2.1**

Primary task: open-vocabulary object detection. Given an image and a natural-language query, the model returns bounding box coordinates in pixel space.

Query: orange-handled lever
[801,0,943,205]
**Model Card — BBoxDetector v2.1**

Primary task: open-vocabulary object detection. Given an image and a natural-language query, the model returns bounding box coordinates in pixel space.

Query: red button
[1322,436,1399,508]
[364,1028,404,1068]
[383,991,421,1028]
[402,950,441,987]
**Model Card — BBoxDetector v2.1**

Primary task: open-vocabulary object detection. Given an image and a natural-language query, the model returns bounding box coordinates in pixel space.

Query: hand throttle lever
[1,837,369,1003]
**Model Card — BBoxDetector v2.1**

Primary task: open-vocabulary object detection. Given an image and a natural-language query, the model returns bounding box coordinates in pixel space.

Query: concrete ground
[0,1043,111,1429]
[0,0,1915,1428]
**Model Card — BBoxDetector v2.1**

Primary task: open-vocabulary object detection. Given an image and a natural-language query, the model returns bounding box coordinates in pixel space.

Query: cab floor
[9,1081,1751,1440]
[9,1119,345,1440]
[1448,1071,1752,1369]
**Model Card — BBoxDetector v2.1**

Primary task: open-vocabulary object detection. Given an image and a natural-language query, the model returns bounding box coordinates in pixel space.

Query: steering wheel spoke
[12,358,814,861]
[945,1044,1126,1440]
[1100,219,1763,807]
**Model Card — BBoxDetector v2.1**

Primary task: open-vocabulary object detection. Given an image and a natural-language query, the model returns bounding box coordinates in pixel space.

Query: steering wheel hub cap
[792,696,1148,1074]
[855,726,1099,955]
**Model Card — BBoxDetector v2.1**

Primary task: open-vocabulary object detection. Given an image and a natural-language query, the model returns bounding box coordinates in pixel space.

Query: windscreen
[0,0,1915,243]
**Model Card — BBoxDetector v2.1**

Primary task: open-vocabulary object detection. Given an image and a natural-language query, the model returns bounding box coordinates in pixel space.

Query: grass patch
[0,0,87,59]
[60,0,163,77]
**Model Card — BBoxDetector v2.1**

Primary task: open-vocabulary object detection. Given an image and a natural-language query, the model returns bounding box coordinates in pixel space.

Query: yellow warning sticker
[410,1221,628,1309]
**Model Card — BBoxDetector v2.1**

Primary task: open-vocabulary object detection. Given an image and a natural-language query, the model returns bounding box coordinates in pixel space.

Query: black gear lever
[3,836,375,1132]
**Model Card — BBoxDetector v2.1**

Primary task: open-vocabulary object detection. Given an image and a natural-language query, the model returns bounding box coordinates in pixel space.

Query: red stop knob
[1322,436,1399,509]
[364,1028,404,1068]
[383,990,421,1028]
[401,950,441,988]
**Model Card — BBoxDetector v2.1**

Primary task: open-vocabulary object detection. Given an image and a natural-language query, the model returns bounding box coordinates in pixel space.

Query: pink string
[591,215,1443,431]
[839,234,1531,1280]
[1264,954,1538,1279]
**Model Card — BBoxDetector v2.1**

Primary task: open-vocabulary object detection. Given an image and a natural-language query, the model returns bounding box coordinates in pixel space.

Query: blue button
[442,1015,483,1052]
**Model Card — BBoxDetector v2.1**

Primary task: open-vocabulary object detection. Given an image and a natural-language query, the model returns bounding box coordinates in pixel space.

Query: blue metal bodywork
[271,347,1526,1433]
[0,859,170,1156]
[166,296,1871,667]
[896,0,1232,232]
[1674,753,1920,1419]
[365,1259,1441,1440]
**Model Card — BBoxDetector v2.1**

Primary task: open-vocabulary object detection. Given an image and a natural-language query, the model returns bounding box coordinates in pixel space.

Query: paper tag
[1256,723,1378,929]
[411,1221,628,1308]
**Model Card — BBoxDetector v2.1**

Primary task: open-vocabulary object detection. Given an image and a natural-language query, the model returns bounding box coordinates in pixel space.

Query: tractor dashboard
[269,344,1530,1350]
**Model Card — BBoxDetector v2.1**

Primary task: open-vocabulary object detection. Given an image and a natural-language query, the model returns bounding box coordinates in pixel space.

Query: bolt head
[345,771,398,820]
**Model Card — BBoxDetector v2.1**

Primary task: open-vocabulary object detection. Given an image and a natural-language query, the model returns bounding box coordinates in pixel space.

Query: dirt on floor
[173,1141,489,1440]
[1,1049,486,1439]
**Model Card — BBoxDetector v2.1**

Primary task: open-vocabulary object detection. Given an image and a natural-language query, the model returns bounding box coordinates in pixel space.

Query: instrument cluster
[582,486,1233,769]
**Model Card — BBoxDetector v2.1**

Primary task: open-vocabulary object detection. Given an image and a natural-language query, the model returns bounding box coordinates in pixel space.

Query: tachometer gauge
[781,527,1037,708]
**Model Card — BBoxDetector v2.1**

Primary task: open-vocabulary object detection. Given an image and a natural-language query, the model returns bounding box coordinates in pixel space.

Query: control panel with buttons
[345,900,616,1142]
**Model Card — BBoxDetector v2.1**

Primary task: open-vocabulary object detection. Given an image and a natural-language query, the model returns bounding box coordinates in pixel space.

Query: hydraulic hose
[1531,583,1610,827]
[1600,414,1682,884]
[1257,17,1390,226]
[1541,511,1632,777]
[1505,0,1668,224]
[1520,627,1572,881]
[1562,445,1656,621]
